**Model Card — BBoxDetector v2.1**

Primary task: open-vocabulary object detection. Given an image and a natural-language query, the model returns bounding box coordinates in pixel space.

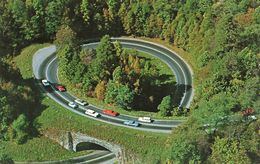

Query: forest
[0,0,259,163]
[56,32,177,114]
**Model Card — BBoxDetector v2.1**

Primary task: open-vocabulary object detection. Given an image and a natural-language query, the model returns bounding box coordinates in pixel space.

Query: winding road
[33,37,193,134]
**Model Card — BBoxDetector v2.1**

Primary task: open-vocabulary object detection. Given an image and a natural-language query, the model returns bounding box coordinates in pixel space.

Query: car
[68,102,78,108]
[249,115,257,120]
[138,117,152,123]
[102,109,119,117]
[41,79,50,86]
[54,84,66,92]
[74,99,88,106]
[241,108,255,116]
[123,120,139,127]
[85,109,100,117]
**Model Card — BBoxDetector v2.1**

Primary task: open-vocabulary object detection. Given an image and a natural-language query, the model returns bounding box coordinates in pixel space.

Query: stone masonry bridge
[44,130,123,163]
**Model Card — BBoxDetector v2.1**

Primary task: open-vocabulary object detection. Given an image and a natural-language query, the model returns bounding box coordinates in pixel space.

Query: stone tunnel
[58,131,123,162]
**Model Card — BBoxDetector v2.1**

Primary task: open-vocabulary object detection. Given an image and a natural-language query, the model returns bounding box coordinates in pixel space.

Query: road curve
[111,38,194,108]
[33,38,193,134]
[15,150,115,164]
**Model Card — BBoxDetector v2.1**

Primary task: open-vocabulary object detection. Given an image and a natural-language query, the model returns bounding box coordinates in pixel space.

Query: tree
[158,95,172,116]
[112,66,124,83]
[45,0,64,37]
[12,114,29,144]
[192,92,238,129]
[27,0,46,40]
[105,80,134,109]
[80,0,90,25]
[210,137,251,164]
[0,94,13,136]
[113,41,122,57]
[92,35,118,79]
[95,81,106,101]
[80,48,95,65]
[104,80,117,105]
[54,25,78,49]
[115,84,134,109]
[166,126,202,163]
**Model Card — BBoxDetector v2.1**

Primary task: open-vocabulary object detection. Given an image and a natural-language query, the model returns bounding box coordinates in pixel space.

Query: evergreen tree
[95,81,106,101]
[158,95,172,116]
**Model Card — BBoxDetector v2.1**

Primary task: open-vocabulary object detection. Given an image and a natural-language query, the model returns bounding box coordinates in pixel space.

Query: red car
[241,108,255,117]
[102,109,119,117]
[54,84,66,92]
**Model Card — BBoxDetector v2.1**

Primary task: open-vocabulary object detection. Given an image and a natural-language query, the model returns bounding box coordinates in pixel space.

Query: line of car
[41,79,153,127]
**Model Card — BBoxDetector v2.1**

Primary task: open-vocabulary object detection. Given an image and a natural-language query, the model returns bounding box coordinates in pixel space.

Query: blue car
[123,120,140,127]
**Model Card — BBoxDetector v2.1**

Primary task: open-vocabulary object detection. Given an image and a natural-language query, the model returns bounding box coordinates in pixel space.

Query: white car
[68,102,78,108]
[249,115,257,120]
[74,99,88,106]
[42,79,50,86]
[85,109,100,117]
[138,117,152,123]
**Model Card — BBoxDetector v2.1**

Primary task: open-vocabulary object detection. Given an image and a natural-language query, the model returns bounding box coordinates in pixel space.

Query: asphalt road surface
[33,38,193,133]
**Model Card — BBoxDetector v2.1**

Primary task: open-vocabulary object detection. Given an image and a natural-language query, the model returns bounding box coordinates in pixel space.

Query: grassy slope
[14,44,50,79]
[13,44,169,162]
[38,97,167,161]
[0,137,91,161]
[9,44,92,161]
[60,48,186,120]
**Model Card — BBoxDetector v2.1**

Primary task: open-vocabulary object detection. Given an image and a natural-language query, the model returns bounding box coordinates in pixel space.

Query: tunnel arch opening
[75,142,110,152]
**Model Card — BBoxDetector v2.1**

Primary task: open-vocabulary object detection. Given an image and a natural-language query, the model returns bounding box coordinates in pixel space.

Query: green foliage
[0,137,93,162]
[165,124,206,163]
[54,25,78,49]
[105,80,134,109]
[0,153,13,164]
[80,0,90,24]
[95,81,106,101]
[12,114,29,144]
[210,137,251,164]
[158,95,172,116]
[0,0,259,162]
[14,43,50,79]
[45,0,64,37]
[0,57,39,143]
[192,92,237,127]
